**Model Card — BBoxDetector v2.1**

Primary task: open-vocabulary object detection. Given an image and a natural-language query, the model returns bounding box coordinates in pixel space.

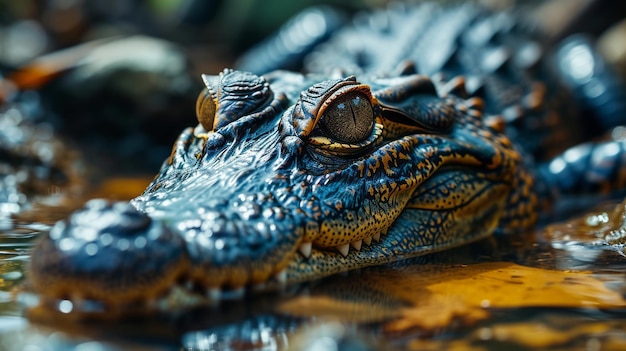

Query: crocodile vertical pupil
[320,93,374,144]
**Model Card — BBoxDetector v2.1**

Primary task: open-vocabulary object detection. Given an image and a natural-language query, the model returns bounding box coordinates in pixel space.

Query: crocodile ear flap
[374,75,455,134]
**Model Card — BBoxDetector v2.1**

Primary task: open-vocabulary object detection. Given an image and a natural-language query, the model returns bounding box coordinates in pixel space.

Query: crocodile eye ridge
[319,92,374,144]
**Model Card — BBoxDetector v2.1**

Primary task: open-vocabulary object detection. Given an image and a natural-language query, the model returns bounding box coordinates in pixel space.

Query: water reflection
[6,232,625,349]
[0,197,625,350]
[0,318,172,351]
[182,316,292,351]
[546,199,626,258]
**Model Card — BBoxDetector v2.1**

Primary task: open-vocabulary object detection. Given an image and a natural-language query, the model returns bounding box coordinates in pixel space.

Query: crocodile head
[29,69,525,310]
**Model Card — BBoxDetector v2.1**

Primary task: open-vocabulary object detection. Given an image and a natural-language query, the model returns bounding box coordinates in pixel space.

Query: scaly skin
[31,3,626,311]
[29,68,531,306]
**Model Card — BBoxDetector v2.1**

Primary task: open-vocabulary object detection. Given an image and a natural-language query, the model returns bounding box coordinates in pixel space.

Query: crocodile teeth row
[25,269,291,312]
[336,234,382,257]
[202,268,287,301]
[336,240,362,257]
[297,231,385,259]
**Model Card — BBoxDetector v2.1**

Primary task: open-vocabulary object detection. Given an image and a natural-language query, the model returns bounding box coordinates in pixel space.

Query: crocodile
[27,3,626,312]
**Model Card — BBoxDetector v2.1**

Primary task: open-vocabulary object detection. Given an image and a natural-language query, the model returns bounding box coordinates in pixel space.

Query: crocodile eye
[196,87,216,131]
[319,93,374,144]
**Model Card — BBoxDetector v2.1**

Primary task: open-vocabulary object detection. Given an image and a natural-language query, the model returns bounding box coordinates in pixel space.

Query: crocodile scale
[27,3,626,312]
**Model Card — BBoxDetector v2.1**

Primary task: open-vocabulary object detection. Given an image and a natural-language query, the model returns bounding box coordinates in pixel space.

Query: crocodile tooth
[337,244,350,257]
[363,236,372,245]
[372,232,381,242]
[299,242,312,258]
[351,240,362,251]
[275,269,287,284]
[207,287,221,300]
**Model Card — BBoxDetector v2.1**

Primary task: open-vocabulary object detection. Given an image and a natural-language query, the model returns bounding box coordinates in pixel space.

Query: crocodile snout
[29,199,187,304]
[29,194,305,308]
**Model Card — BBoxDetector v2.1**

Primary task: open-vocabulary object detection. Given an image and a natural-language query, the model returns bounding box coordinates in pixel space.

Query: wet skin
[29,68,533,306]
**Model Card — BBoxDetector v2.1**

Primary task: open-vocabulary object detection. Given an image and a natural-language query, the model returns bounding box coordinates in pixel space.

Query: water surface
[1,185,626,351]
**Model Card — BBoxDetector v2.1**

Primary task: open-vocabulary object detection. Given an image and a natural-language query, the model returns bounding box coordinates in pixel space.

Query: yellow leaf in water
[277,260,626,333]
[367,262,626,332]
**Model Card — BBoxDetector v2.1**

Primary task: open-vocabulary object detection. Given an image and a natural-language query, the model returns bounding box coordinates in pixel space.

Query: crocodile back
[304,3,584,163]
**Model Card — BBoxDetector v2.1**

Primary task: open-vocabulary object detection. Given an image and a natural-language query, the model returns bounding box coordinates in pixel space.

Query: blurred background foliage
[0,0,387,70]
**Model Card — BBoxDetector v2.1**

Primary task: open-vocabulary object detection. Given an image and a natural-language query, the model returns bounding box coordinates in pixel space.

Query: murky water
[1,191,626,351]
